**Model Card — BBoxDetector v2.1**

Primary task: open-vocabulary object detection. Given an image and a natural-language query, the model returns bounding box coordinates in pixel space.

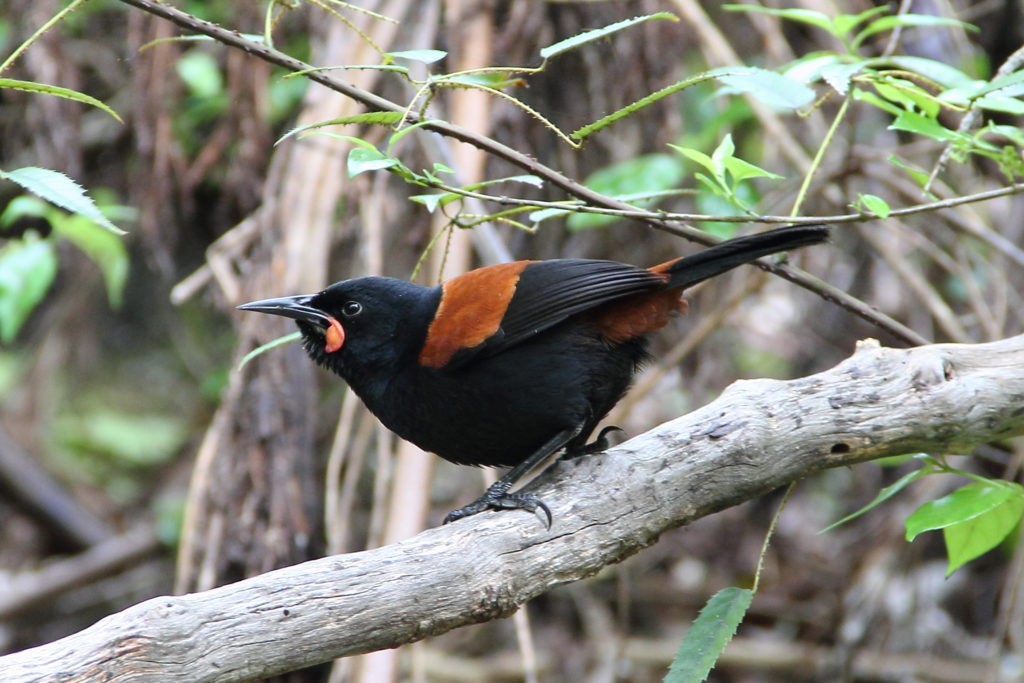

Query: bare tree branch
[2,336,1023,682]
[114,0,928,346]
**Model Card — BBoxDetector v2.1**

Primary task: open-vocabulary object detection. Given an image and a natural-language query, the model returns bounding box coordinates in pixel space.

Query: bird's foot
[443,482,552,528]
[562,425,625,459]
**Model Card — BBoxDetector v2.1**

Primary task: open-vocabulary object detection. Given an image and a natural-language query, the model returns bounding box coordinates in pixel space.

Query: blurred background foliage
[1,1,1024,682]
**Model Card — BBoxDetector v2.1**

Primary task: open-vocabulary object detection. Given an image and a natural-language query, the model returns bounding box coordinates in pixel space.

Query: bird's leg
[562,425,625,459]
[443,425,582,528]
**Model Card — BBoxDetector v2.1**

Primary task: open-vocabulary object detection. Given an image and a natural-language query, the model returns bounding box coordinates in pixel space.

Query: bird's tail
[659,224,830,290]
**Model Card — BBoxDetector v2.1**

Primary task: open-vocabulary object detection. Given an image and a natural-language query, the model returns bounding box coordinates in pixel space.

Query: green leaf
[539,12,678,60]
[276,112,405,145]
[889,110,960,143]
[821,467,926,533]
[670,145,717,178]
[387,48,447,64]
[568,154,683,230]
[830,5,891,39]
[906,481,1020,542]
[0,77,122,123]
[723,5,834,34]
[884,56,976,89]
[974,95,1024,115]
[887,155,932,189]
[238,331,302,370]
[985,122,1024,148]
[853,87,904,116]
[572,71,727,141]
[664,587,753,683]
[387,118,445,149]
[717,67,816,110]
[56,410,188,466]
[819,61,869,96]
[944,493,1024,575]
[872,78,942,117]
[175,50,223,98]
[409,192,454,213]
[0,167,124,235]
[347,147,400,177]
[0,237,58,343]
[852,14,976,50]
[857,193,891,218]
[723,156,782,183]
[441,72,526,90]
[52,215,129,307]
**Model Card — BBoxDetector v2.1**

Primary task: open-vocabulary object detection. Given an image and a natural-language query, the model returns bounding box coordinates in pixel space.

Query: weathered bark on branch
[3,336,1023,683]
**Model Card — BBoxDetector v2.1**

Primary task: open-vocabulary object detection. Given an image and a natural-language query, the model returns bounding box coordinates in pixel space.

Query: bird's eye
[341,301,362,317]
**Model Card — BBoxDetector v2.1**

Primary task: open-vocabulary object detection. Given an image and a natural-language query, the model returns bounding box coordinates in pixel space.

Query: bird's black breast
[364,319,646,467]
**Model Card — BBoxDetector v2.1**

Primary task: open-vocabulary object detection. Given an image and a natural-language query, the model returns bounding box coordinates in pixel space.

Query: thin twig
[112,0,938,347]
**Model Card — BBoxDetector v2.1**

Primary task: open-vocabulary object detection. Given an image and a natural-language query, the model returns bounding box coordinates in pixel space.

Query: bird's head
[239,276,439,383]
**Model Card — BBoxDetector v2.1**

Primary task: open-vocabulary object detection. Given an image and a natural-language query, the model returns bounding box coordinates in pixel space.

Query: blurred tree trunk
[173,3,418,680]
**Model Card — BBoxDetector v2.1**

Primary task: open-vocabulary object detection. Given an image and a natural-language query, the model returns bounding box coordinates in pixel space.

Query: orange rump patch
[592,289,687,343]
[418,261,531,368]
[593,263,684,343]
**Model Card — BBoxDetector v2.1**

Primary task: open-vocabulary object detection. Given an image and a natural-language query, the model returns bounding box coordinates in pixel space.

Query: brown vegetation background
[1,1,1023,681]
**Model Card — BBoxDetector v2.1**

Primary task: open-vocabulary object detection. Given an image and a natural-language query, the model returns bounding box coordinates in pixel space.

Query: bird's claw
[563,425,625,459]
[443,490,552,529]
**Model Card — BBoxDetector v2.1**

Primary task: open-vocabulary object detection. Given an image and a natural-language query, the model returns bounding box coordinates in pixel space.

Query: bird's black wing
[454,259,665,366]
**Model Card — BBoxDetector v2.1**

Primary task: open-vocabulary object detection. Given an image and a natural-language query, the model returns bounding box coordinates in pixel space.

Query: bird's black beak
[237,295,332,329]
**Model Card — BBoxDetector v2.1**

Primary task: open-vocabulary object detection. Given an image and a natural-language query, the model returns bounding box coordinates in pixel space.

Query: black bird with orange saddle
[240,224,829,526]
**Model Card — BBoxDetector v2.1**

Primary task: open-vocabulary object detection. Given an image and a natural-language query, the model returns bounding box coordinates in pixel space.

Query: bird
[239,224,829,527]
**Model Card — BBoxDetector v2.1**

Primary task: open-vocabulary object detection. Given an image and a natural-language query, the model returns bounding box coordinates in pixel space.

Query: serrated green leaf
[0,237,58,343]
[52,215,129,307]
[572,71,727,141]
[276,113,405,145]
[0,78,122,123]
[717,68,815,110]
[944,494,1024,575]
[858,193,891,218]
[664,587,752,683]
[0,167,124,235]
[906,481,1020,542]
[387,48,447,64]
[347,147,400,178]
[821,467,926,533]
[540,12,677,60]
